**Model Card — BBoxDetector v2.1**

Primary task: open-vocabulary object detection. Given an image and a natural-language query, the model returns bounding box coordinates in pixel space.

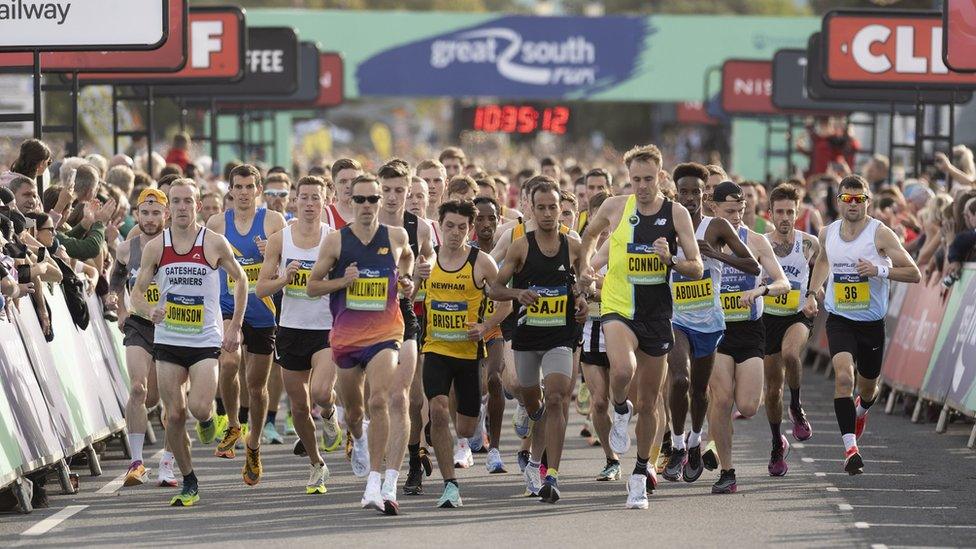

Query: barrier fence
[807,263,976,448]
[0,287,130,513]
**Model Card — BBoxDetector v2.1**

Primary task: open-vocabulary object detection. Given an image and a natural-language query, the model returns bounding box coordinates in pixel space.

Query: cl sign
[824,10,976,88]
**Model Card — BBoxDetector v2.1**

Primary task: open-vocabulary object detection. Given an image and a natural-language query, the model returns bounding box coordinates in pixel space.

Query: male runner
[702,165,728,217]
[579,145,703,510]
[762,183,820,476]
[308,174,414,515]
[439,147,466,180]
[325,158,364,229]
[576,168,613,234]
[376,159,435,500]
[131,178,247,506]
[115,189,179,487]
[262,171,293,443]
[208,164,286,487]
[417,159,448,212]
[663,165,760,484]
[708,181,789,494]
[256,175,335,494]
[493,178,588,504]
[424,199,508,507]
[808,175,919,474]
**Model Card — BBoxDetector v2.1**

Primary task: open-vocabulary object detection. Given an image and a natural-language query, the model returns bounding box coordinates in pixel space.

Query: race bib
[145,283,160,306]
[587,300,601,320]
[765,281,801,316]
[346,268,389,311]
[833,273,870,312]
[164,294,204,335]
[285,259,316,300]
[672,270,715,313]
[526,286,568,327]
[626,243,667,285]
[429,300,468,341]
[228,258,262,294]
[414,278,427,303]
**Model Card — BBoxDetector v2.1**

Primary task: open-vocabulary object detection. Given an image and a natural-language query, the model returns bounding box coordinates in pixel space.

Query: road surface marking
[21,505,88,536]
[802,457,900,464]
[793,443,887,449]
[826,487,938,492]
[856,523,976,530]
[846,505,957,510]
[815,472,915,477]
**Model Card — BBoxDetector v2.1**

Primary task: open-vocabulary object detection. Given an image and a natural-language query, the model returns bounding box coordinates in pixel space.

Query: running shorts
[825,314,885,380]
[122,315,155,354]
[154,344,220,369]
[422,352,481,417]
[673,323,724,359]
[601,313,674,357]
[514,346,574,387]
[762,312,813,356]
[275,327,330,372]
[717,319,765,364]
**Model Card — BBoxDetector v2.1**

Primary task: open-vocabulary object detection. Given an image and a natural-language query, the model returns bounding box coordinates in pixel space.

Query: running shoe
[646,468,658,494]
[854,396,868,440]
[702,440,718,471]
[437,482,463,508]
[293,438,308,457]
[404,467,424,495]
[419,446,433,476]
[513,403,531,439]
[381,476,399,516]
[538,476,560,504]
[320,412,344,453]
[789,406,813,441]
[768,436,790,477]
[486,448,507,474]
[242,446,262,486]
[123,461,148,487]
[597,460,621,481]
[580,423,592,438]
[517,450,530,473]
[236,423,250,450]
[351,435,370,478]
[157,454,178,488]
[361,479,384,512]
[625,473,648,509]
[345,431,354,461]
[213,414,229,440]
[683,444,704,483]
[711,468,737,494]
[576,382,591,415]
[215,426,242,459]
[284,412,296,436]
[844,446,863,475]
[262,422,284,445]
[469,402,488,453]
[655,447,671,475]
[169,484,199,507]
[609,400,633,455]
[196,418,217,445]
[523,464,542,497]
[454,439,474,468]
[663,448,687,482]
[306,462,329,495]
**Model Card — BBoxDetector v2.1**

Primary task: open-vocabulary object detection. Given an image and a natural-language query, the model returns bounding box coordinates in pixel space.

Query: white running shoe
[610,400,634,455]
[306,462,329,494]
[351,434,370,478]
[157,453,178,487]
[626,473,649,509]
[513,402,531,439]
[485,448,506,474]
[523,463,542,497]
[361,476,384,512]
[469,400,488,452]
[454,438,474,468]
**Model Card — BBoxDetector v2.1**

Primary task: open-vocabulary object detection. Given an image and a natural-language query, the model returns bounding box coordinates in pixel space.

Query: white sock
[384,469,399,491]
[672,432,686,450]
[457,437,469,450]
[129,433,145,463]
[161,450,174,463]
[335,405,346,428]
[367,471,382,488]
[688,431,702,448]
[842,433,857,451]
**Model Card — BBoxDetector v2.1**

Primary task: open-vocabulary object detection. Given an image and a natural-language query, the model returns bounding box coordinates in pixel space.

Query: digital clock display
[469,104,571,135]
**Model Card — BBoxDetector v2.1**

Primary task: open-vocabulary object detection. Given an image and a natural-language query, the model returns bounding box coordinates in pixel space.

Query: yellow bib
[832,274,870,312]
[526,286,568,327]
[164,294,204,334]
[228,260,262,294]
[346,270,390,311]
[285,260,315,300]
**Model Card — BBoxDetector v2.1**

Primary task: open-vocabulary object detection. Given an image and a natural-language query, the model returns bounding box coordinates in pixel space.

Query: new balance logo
[654,218,667,226]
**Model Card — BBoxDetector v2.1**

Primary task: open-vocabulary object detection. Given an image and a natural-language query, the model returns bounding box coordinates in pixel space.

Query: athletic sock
[770,422,782,445]
[408,443,421,469]
[633,455,649,476]
[161,450,174,462]
[842,433,858,452]
[238,406,249,426]
[606,457,620,466]
[215,398,226,416]
[688,431,702,448]
[129,433,145,464]
[613,400,630,415]
[834,397,856,435]
[198,418,213,428]
[384,469,399,492]
[546,468,558,482]
[788,387,802,413]
[266,410,277,426]
[445,479,458,487]
[856,397,875,418]
[528,405,545,422]
[528,459,541,473]
[672,432,686,450]
[183,470,198,490]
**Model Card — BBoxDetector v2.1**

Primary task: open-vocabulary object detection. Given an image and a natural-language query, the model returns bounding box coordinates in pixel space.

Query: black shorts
[423,352,482,417]
[580,351,610,368]
[825,314,885,380]
[275,327,330,372]
[717,319,766,364]
[501,309,517,341]
[762,312,813,356]
[122,316,155,354]
[400,298,420,341]
[223,314,276,355]
[154,344,220,369]
[601,313,674,357]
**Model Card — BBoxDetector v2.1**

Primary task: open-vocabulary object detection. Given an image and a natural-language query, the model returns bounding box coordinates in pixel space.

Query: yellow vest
[423,247,487,360]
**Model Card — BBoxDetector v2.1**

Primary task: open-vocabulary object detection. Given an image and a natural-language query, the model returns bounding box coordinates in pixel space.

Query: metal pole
[69,73,79,157]
[786,116,794,178]
[949,93,956,152]
[887,103,895,184]
[210,99,219,171]
[32,50,41,139]
[112,86,120,155]
[914,94,923,178]
[179,98,187,134]
[147,86,155,177]
[763,120,772,182]
[239,112,247,161]
[271,113,278,167]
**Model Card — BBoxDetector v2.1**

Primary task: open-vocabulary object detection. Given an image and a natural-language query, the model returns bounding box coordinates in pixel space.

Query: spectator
[58,157,87,185]
[73,164,100,203]
[86,154,108,179]
[6,138,51,184]
[9,175,41,213]
[935,148,976,192]
[861,153,890,192]
[164,132,192,172]
[159,163,183,179]
[109,154,134,170]
[57,198,114,261]
[106,165,135,197]
[945,196,976,281]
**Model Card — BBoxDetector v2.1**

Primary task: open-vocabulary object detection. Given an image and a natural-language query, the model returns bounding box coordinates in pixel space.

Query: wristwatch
[761,285,770,296]
[667,255,676,267]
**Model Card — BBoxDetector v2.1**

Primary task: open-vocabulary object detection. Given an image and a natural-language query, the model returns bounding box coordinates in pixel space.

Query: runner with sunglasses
[808,175,920,475]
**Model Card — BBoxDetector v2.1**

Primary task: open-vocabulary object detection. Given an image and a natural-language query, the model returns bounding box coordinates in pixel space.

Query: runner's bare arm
[872,224,921,283]
[808,231,831,302]
[705,217,761,275]
[475,251,511,331]
[205,211,225,233]
[490,237,528,302]
[390,227,415,297]
[579,195,616,272]
[489,226,514,263]
[307,231,347,297]
[671,202,704,279]
[255,232,288,299]
[803,232,821,264]
[214,233,248,329]
[754,234,790,296]
[592,239,610,271]
[130,236,162,320]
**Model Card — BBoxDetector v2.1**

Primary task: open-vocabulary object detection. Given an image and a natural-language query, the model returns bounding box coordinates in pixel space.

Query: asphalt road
[3,366,975,548]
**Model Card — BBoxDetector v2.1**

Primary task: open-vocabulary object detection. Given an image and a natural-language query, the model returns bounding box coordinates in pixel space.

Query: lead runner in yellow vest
[579,144,704,510]
[423,199,509,508]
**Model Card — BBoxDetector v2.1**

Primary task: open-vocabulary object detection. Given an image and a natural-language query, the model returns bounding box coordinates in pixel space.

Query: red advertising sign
[882,281,949,393]
[77,7,245,85]
[721,59,779,116]
[823,10,976,89]
[676,101,717,125]
[0,0,186,72]
[944,0,976,72]
[217,52,344,111]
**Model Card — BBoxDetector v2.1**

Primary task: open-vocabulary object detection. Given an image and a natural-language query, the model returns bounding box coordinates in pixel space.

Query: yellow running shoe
[170,485,199,507]
[344,431,354,461]
[576,382,591,415]
[196,418,217,445]
[242,445,262,486]
[237,423,250,450]
[214,414,229,440]
[123,461,148,487]
[215,426,242,459]
[305,462,330,495]
[319,413,344,453]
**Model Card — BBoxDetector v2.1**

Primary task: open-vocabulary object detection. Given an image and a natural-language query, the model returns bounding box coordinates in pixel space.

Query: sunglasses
[351,195,381,204]
[838,193,869,204]
[264,189,289,198]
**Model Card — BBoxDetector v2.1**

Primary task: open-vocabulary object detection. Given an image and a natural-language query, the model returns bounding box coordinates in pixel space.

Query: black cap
[712,181,743,203]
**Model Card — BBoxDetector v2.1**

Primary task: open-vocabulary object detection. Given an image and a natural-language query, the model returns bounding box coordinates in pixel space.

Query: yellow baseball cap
[137,187,168,207]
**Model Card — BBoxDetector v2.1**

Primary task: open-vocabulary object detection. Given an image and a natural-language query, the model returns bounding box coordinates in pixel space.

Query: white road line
[826,487,939,493]
[838,503,853,511]
[855,522,870,529]
[815,472,915,477]
[802,457,901,463]
[844,505,957,510]
[857,523,976,530]
[793,443,888,449]
[870,544,888,549]
[21,505,88,536]
[97,449,164,494]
